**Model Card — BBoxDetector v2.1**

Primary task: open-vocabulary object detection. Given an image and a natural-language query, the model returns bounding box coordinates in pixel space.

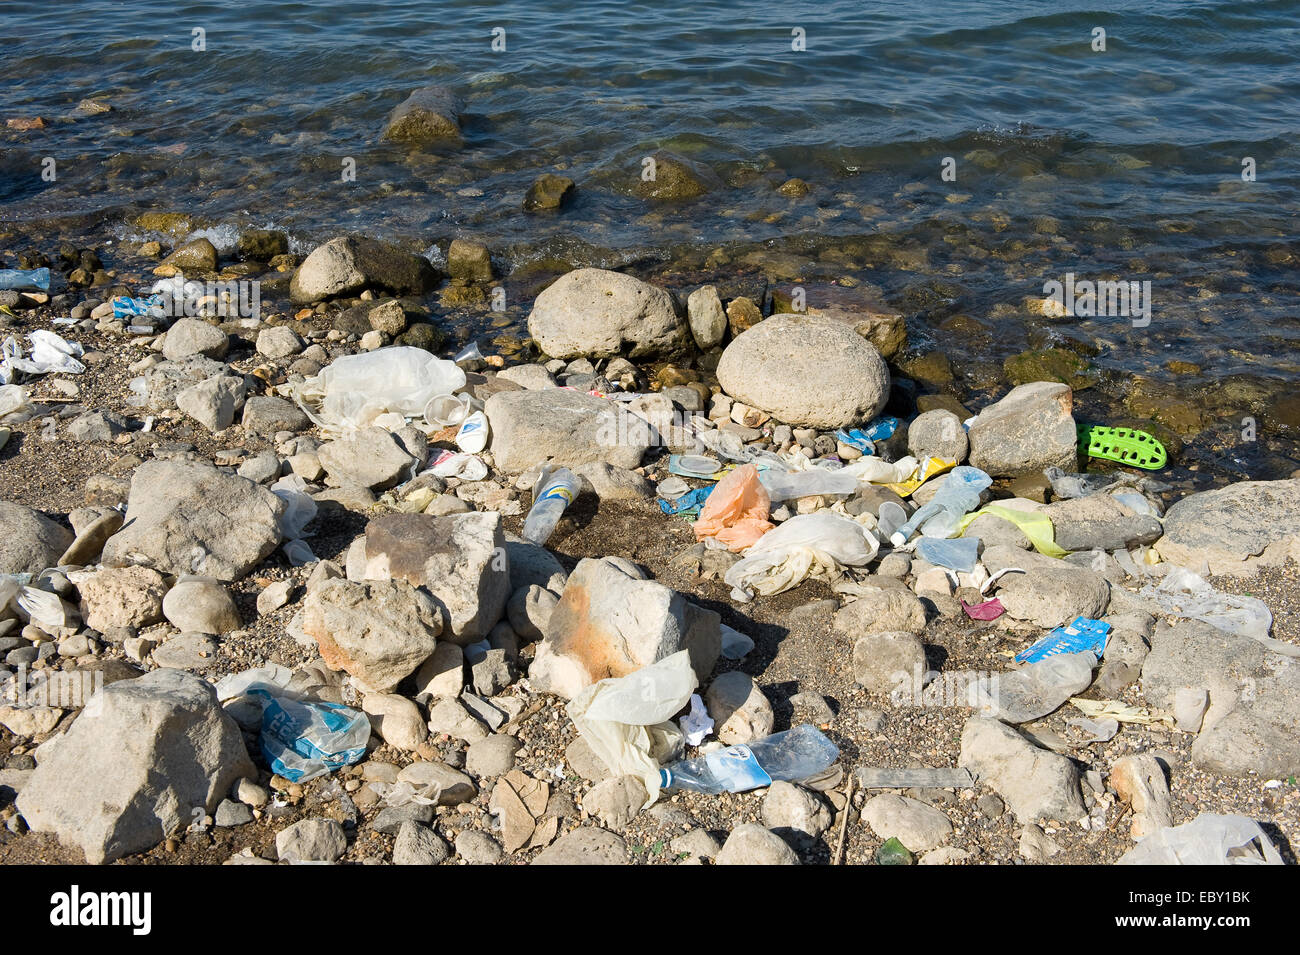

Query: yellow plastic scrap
[1070,698,1174,728]
[883,457,956,498]
[956,503,1068,558]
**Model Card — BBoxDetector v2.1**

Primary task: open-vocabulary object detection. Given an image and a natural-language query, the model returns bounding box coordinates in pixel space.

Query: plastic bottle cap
[890,531,907,547]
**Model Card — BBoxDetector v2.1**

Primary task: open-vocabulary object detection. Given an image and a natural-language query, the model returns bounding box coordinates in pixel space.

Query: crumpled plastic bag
[693,463,773,551]
[16,585,78,630]
[957,501,1068,558]
[0,384,32,421]
[725,512,879,602]
[1141,567,1289,652]
[840,454,918,485]
[292,346,466,435]
[216,667,369,783]
[567,651,698,804]
[271,474,318,565]
[1,331,85,384]
[678,693,714,746]
[1117,813,1283,865]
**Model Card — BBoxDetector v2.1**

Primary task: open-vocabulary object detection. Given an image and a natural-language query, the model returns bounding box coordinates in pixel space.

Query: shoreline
[1,225,1298,867]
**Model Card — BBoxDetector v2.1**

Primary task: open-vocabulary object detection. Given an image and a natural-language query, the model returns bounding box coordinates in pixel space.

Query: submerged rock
[380,85,462,146]
[523,173,575,212]
[635,151,719,201]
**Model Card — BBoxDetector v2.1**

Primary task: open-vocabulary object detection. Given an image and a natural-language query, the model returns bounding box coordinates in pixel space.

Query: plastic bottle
[454,410,489,453]
[0,268,50,292]
[659,724,839,794]
[522,467,581,544]
[890,466,992,546]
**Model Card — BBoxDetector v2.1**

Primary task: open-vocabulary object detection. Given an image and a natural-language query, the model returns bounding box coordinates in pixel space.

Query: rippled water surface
[3,1,1300,406]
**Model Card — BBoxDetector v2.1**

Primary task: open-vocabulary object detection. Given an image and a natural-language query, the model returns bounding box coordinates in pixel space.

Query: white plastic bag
[840,454,919,485]
[427,450,488,481]
[1117,813,1283,865]
[0,384,31,421]
[725,512,879,602]
[271,475,318,565]
[1141,567,1290,652]
[27,330,85,375]
[271,474,317,539]
[16,586,77,630]
[0,332,85,382]
[567,651,698,803]
[293,346,466,435]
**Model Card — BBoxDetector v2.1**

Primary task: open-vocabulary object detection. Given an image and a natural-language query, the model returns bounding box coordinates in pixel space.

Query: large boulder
[967,382,1077,477]
[302,578,443,691]
[1139,618,1300,777]
[958,717,1086,825]
[175,374,246,432]
[1155,479,1300,576]
[317,426,417,490]
[0,502,73,575]
[1043,493,1164,552]
[1191,659,1300,779]
[77,565,168,632]
[290,236,439,304]
[101,461,285,581]
[485,388,653,472]
[16,670,254,864]
[527,268,688,360]
[982,545,1109,629]
[162,318,228,361]
[380,85,462,146]
[529,557,722,700]
[359,511,509,645]
[715,313,890,428]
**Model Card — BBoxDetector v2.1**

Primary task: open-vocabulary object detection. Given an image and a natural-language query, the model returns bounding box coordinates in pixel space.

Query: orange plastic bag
[693,463,773,551]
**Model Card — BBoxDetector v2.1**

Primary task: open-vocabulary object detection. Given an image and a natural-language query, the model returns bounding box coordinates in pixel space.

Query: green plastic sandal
[1076,424,1167,470]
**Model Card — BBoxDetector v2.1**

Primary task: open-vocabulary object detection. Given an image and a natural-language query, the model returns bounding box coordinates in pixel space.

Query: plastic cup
[424,393,470,427]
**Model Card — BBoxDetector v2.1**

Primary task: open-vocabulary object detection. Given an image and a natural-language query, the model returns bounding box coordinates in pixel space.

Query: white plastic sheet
[293,346,466,435]
[271,475,318,565]
[567,651,698,803]
[1,331,85,384]
[725,512,879,602]
[1141,567,1291,653]
[840,454,919,485]
[1117,813,1283,865]
[759,467,859,502]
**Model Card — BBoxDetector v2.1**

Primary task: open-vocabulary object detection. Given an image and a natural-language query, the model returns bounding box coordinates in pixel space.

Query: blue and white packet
[1016,616,1111,664]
